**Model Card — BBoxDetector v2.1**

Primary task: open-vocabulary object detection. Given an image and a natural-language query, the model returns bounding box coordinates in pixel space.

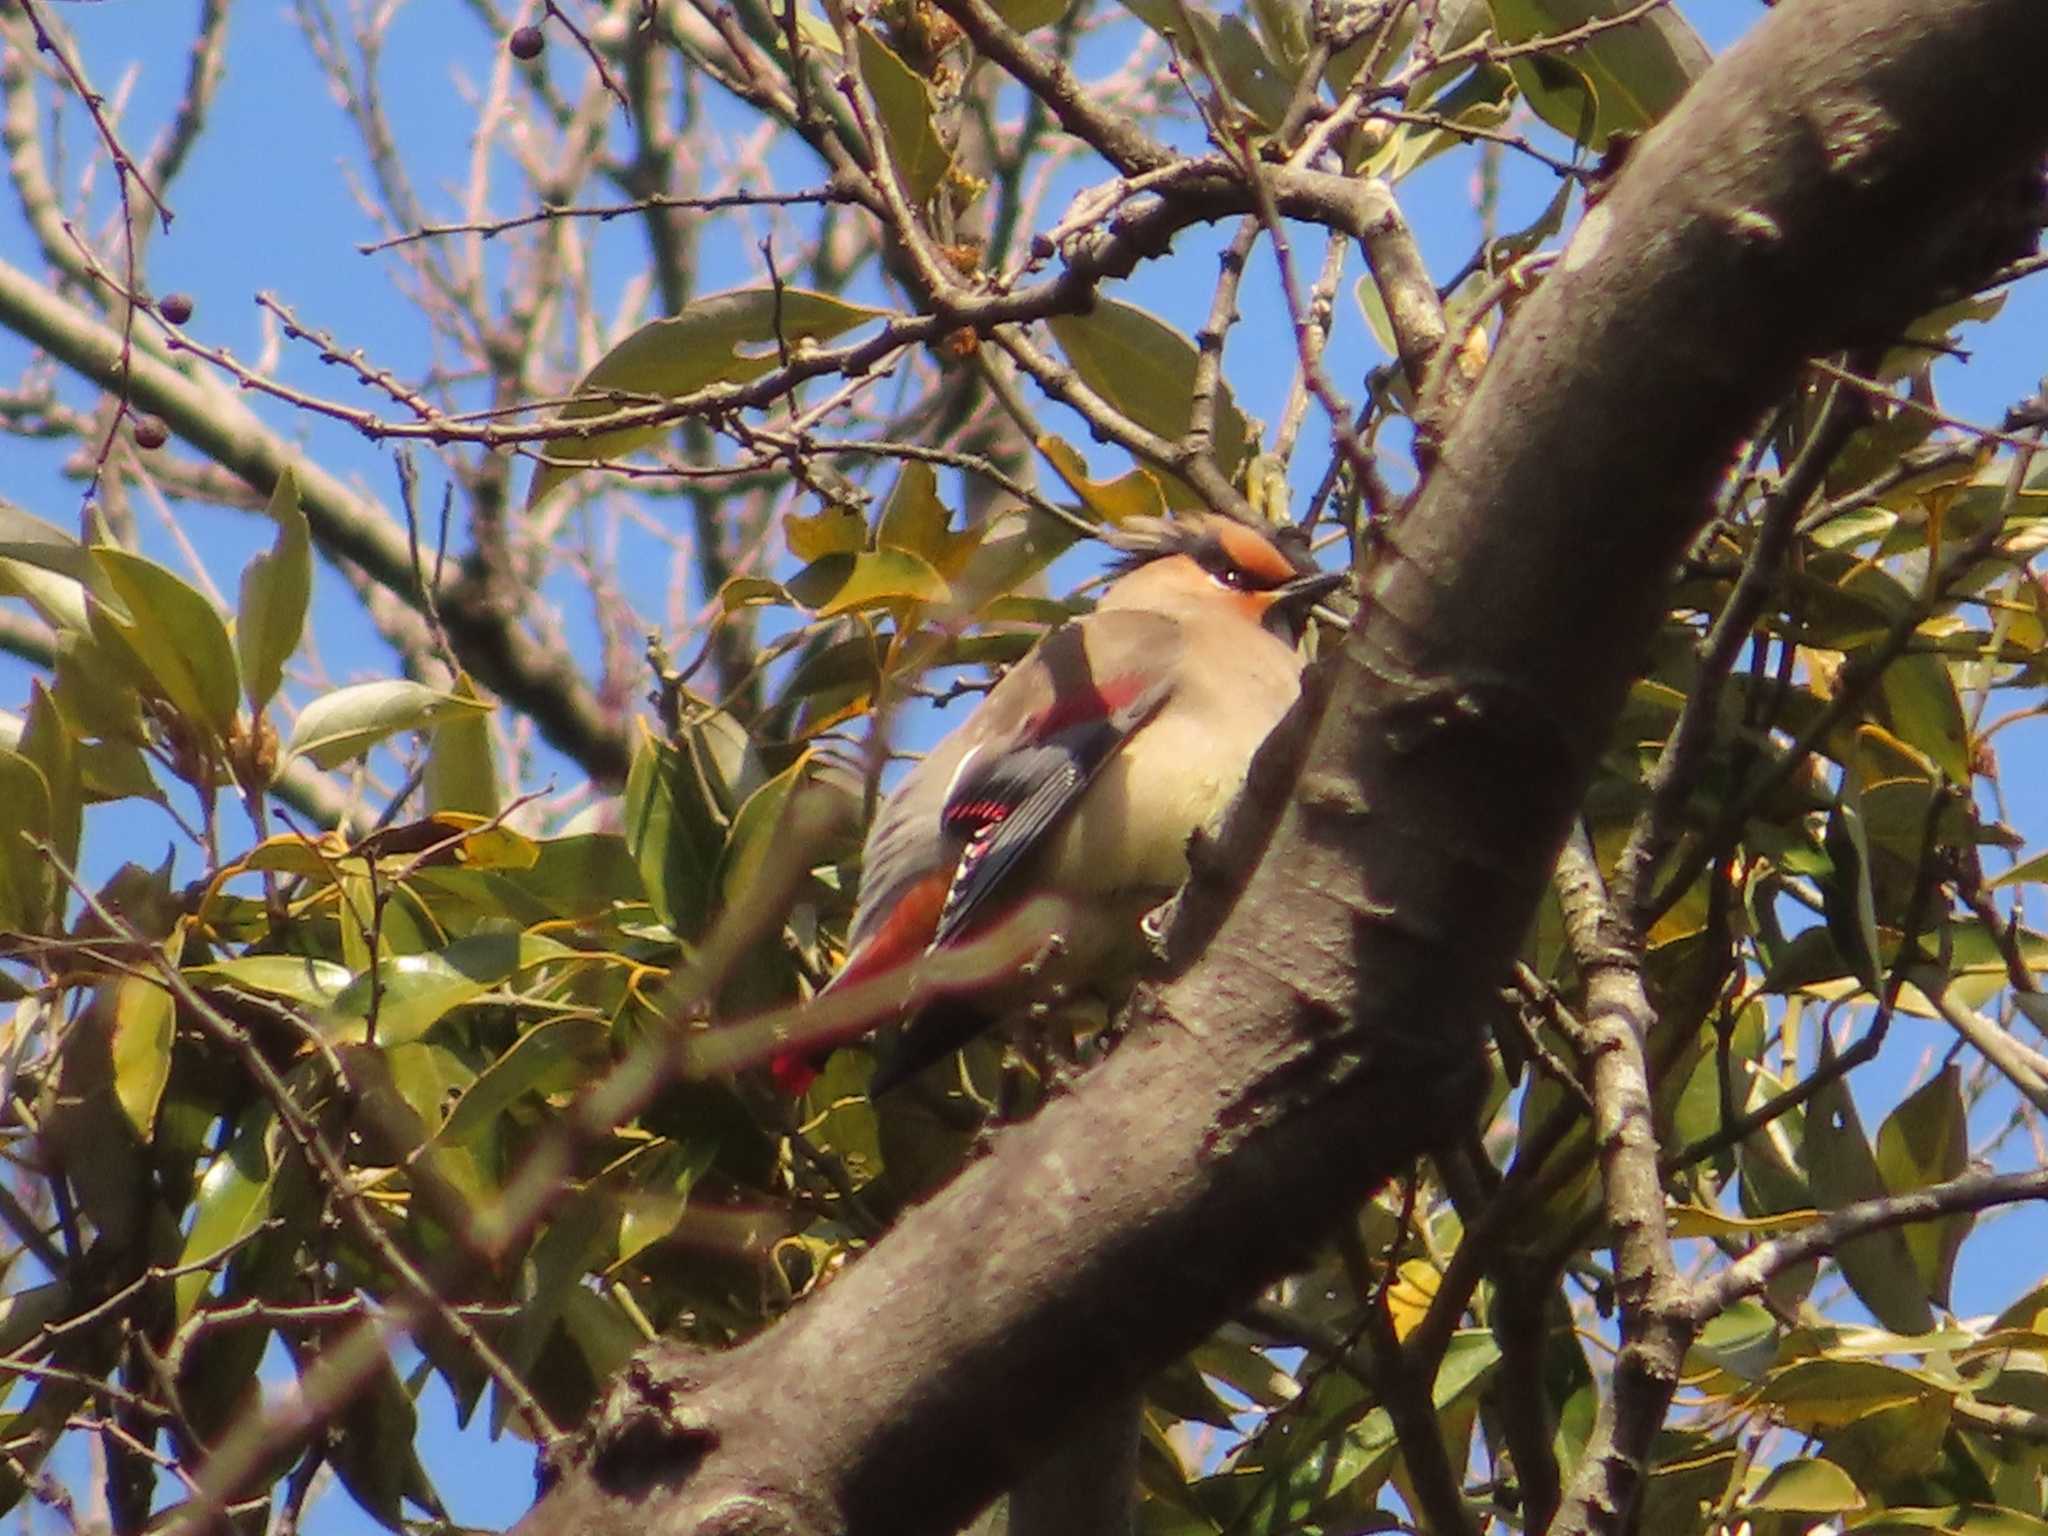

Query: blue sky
[4,0,2048,1530]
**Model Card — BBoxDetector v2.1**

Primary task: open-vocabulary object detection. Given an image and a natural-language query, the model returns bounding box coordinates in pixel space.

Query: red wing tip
[769,1051,821,1097]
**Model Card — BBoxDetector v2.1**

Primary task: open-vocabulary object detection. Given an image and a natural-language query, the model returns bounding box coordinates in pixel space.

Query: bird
[734,513,1344,1097]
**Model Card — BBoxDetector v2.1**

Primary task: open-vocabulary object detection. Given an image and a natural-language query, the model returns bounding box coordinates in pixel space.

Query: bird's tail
[678,894,1075,1092]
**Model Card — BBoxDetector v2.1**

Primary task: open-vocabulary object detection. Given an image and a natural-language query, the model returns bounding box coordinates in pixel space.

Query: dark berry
[132,416,168,450]
[158,292,194,325]
[508,24,545,59]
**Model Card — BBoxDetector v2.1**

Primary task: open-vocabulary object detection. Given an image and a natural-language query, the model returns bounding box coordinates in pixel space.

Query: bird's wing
[928,692,1164,947]
[846,608,1184,961]
[926,614,1178,949]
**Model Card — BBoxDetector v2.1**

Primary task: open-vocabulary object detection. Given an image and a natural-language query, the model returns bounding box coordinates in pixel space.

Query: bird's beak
[1262,569,1348,639]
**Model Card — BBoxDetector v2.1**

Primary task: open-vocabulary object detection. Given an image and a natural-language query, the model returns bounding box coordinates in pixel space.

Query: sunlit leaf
[1745,1456,1864,1515]
[785,548,951,616]
[1667,1203,1821,1240]
[88,546,241,743]
[105,977,173,1140]
[855,30,953,201]
[324,931,577,1046]
[286,680,491,769]
[1038,436,1168,524]
[236,467,311,714]
[0,501,87,582]
[424,674,500,817]
[175,1111,281,1319]
[785,502,867,562]
[187,955,352,1007]
[1873,1067,1972,1308]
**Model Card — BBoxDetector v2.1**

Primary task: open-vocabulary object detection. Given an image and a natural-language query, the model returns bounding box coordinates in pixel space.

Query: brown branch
[1547,829,1695,1536]
[512,4,2048,1535]
[1689,1166,2048,1321]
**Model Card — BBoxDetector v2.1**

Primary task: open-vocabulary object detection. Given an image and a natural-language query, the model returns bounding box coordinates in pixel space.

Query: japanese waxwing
[754,512,1345,1098]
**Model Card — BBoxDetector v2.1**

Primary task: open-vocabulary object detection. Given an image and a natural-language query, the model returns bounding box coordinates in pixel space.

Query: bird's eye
[1197,546,1250,589]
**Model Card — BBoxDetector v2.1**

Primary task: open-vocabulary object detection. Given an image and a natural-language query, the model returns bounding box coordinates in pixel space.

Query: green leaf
[623,727,737,941]
[1368,64,1515,181]
[1879,651,1972,786]
[557,1285,641,1390]
[324,932,576,1047]
[1822,789,1882,992]
[528,287,889,507]
[176,1111,281,1319]
[1046,301,1253,502]
[424,674,500,816]
[236,467,311,714]
[1485,0,1708,148]
[855,30,953,202]
[0,500,87,582]
[1758,1357,1950,1431]
[440,1016,609,1145]
[0,556,88,633]
[876,461,955,566]
[1746,1456,1865,1515]
[1873,1066,1972,1308]
[785,548,951,616]
[1849,1509,2048,1536]
[188,954,353,1007]
[993,0,1067,30]
[1806,1064,1937,1336]
[49,630,146,744]
[718,576,787,611]
[1117,0,1294,128]
[324,1348,434,1530]
[286,680,491,769]
[0,751,53,933]
[106,977,174,1140]
[1229,1331,1499,1529]
[615,1138,722,1264]
[88,546,242,743]
[16,683,80,886]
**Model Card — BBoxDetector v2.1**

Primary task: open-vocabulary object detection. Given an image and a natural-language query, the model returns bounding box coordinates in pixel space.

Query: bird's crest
[1102,513,1307,590]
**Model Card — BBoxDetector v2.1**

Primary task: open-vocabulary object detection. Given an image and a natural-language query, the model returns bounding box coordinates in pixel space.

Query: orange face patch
[1209,519,1301,590]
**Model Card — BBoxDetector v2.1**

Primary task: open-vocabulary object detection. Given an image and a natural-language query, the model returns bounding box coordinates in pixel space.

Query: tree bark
[517,3,2048,1533]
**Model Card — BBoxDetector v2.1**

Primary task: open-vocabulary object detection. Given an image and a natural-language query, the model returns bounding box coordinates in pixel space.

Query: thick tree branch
[0,254,631,781]
[517,4,2048,1535]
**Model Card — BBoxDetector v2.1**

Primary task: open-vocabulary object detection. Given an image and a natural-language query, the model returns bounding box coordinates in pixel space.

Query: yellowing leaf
[106,977,174,1140]
[784,503,868,562]
[1037,436,1169,524]
[1667,1203,1822,1240]
[1384,1258,1440,1340]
